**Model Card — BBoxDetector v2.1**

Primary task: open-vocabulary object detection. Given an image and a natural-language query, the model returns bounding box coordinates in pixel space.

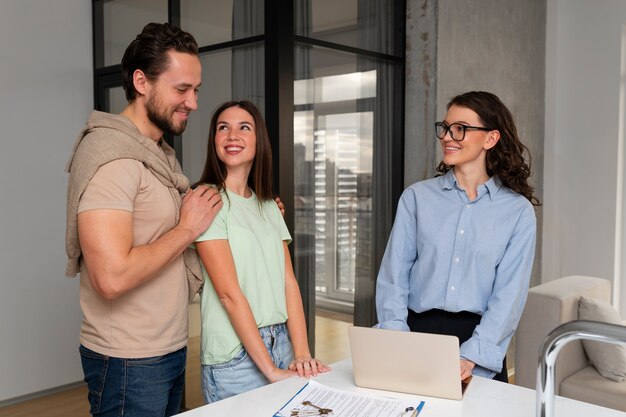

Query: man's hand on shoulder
[179,185,223,238]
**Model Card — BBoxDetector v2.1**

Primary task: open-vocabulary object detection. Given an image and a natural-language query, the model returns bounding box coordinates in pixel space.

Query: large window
[293,2,405,318]
[294,59,376,308]
[92,0,405,330]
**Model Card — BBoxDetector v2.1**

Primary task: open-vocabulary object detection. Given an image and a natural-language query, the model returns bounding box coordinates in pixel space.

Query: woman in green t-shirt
[194,100,330,404]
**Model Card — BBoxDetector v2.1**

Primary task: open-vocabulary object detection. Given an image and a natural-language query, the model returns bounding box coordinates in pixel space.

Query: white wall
[543,0,626,315]
[0,0,92,402]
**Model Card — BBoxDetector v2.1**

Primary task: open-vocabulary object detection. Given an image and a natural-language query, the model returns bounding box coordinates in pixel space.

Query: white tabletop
[176,359,626,417]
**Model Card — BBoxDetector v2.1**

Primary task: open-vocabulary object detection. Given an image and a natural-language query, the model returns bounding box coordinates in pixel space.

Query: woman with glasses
[375,91,539,382]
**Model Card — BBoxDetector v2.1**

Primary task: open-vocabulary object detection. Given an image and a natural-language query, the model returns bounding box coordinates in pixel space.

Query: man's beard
[146,94,187,136]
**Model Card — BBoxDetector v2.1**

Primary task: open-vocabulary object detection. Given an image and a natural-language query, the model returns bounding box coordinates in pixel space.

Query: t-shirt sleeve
[195,195,228,242]
[266,200,292,244]
[78,159,141,214]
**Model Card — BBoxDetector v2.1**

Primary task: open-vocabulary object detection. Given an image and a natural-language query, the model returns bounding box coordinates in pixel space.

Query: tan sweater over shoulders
[65,111,203,357]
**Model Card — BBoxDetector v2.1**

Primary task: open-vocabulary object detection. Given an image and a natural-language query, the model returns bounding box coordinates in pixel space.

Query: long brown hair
[194,100,273,201]
[436,91,541,206]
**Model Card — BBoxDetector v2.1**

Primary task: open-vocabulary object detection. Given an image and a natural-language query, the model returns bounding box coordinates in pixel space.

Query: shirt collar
[440,170,457,190]
[484,175,502,199]
[440,170,502,200]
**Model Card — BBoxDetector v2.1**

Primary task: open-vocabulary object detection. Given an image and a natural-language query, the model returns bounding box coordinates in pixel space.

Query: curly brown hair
[436,91,541,206]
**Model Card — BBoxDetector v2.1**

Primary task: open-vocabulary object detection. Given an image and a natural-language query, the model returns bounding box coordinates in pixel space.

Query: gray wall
[0,0,92,403]
[404,0,438,187]
[405,0,546,287]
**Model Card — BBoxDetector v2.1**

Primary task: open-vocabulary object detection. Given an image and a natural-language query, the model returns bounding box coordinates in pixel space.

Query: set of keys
[290,400,333,416]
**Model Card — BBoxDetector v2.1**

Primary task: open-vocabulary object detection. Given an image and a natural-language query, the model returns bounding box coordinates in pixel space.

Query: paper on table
[274,380,425,417]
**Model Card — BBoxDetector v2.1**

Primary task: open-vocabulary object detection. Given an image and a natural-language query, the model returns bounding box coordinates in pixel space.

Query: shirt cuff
[460,338,503,373]
[468,363,496,379]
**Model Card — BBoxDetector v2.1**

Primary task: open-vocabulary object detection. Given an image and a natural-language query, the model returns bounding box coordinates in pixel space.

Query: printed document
[274,380,425,417]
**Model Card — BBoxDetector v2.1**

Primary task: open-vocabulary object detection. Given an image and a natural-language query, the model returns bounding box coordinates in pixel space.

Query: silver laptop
[348,325,469,400]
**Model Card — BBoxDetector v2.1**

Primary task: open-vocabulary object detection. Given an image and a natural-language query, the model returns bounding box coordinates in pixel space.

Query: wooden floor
[0,312,352,417]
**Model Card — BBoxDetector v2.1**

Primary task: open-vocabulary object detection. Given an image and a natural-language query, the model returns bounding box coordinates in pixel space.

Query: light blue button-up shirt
[375,170,536,378]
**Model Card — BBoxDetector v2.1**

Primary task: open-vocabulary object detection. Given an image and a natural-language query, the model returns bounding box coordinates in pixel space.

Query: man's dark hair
[121,22,198,102]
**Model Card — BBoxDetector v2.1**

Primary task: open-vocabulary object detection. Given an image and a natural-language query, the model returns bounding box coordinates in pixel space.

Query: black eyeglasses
[434,122,492,142]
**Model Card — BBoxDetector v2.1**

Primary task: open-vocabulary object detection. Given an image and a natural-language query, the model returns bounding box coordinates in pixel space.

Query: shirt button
[466,204,470,208]
[451,286,456,291]
[454,257,460,263]
[459,229,464,235]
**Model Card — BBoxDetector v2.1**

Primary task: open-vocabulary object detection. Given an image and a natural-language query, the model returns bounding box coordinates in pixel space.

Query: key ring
[290,400,333,416]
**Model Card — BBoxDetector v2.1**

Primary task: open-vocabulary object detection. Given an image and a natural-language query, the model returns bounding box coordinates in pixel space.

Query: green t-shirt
[195,188,292,365]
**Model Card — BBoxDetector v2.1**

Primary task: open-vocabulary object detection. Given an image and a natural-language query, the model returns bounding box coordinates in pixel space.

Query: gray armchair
[515,275,626,412]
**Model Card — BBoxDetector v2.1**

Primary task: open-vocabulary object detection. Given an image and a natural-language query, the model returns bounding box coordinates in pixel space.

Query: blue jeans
[79,345,186,417]
[201,322,294,404]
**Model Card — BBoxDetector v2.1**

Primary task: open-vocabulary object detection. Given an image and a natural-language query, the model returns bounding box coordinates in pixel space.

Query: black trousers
[407,308,508,383]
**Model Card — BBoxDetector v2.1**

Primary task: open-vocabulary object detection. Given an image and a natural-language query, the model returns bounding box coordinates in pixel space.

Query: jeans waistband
[258,322,287,338]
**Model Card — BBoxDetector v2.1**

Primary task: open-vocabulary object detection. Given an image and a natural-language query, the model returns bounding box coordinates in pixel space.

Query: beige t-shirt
[77,159,188,358]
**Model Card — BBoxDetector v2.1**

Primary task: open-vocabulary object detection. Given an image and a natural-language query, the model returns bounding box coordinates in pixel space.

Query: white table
[176,359,626,416]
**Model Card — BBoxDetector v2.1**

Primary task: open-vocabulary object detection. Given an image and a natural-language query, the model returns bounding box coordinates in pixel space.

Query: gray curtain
[232,0,265,113]
[354,0,398,327]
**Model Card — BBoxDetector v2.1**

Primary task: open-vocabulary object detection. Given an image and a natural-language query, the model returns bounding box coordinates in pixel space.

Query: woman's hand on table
[460,359,475,380]
[289,357,331,378]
